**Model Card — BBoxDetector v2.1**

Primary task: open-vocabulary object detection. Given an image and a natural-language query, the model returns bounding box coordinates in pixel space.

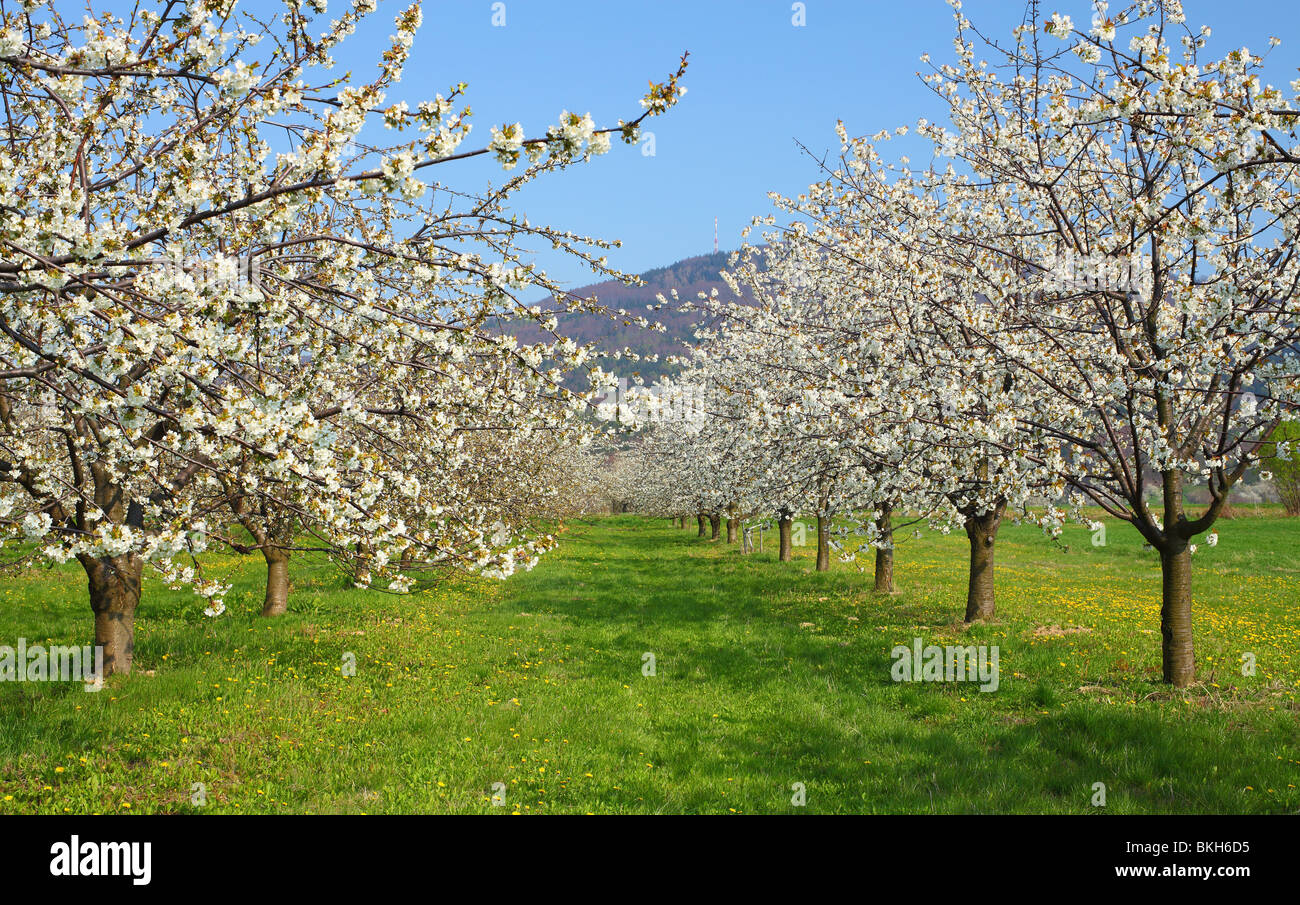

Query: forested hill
[525,250,755,384]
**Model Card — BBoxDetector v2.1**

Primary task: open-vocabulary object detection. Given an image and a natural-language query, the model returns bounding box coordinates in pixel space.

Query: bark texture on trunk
[778,517,793,562]
[1160,543,1195,687]
[874,504,895,593]
[262,548,292,617]
[726,517,738,544]
[1157,468,1197,687]
[815,515,830,572]
[709,513,721,540]
[963,506,1003,622]
[697,513,707,537]
[83,553,143,677]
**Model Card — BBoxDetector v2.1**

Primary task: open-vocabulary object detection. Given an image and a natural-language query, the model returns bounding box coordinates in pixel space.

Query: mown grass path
[1,514,1297,813]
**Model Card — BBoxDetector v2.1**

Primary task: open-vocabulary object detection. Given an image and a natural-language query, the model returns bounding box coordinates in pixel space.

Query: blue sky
[331,0,1300,289]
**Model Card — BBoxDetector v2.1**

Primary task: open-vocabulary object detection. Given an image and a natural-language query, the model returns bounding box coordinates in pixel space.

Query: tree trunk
[815,515,830,571]
[262,547,292,617]
[82,554,143,677]
[709,513,721,540]
[1160,543,1195,687]
[874,504,895,593]
[726,517,738,544]
[778,517,793,562]
[697,513,707,537]
[963,506,1003,622]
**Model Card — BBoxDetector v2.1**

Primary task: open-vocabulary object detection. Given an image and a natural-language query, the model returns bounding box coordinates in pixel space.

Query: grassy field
[0,512,1297,814]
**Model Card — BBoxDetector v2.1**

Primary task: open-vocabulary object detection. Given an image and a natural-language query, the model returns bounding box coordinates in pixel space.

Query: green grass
[1,513,1298,814]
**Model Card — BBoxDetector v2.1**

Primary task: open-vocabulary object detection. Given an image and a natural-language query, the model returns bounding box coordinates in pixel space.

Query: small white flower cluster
[489,122,525,169]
